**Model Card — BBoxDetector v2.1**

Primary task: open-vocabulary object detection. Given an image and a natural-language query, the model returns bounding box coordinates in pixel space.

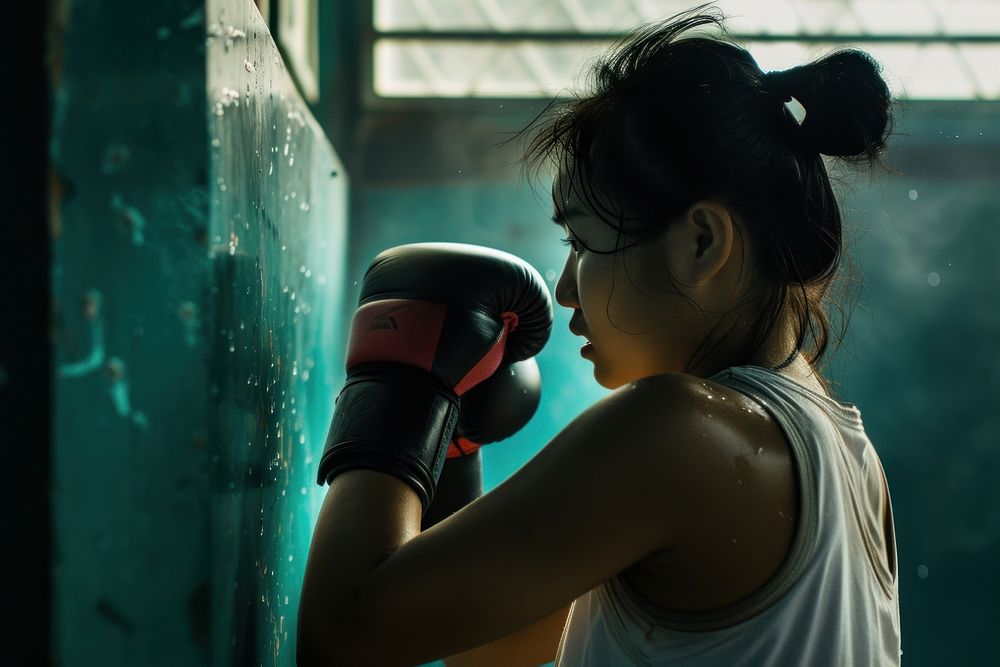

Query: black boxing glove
[316,243,553,515]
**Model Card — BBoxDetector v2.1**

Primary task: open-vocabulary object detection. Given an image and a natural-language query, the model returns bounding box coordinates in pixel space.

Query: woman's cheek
[579,261,612,321]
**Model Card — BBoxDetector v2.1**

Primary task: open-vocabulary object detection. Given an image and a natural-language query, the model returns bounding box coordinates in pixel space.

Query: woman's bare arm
[444,604,572,667]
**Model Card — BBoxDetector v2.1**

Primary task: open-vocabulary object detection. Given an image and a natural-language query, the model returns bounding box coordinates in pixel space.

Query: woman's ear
[664,200,735,286]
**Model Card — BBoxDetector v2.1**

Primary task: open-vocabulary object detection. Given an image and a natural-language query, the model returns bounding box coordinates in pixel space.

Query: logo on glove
[371,305,409,331]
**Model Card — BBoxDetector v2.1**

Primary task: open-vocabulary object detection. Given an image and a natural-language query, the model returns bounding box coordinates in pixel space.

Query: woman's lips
[570,320,593,355]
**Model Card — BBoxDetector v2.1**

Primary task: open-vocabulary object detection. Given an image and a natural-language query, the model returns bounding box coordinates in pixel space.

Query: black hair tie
[759,70,794,104]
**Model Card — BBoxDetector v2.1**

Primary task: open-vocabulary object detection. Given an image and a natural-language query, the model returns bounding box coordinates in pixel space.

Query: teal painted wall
[843,106,1000,662]
[205,0,349,664]
[51,0,348,665]
[50,1,213,664]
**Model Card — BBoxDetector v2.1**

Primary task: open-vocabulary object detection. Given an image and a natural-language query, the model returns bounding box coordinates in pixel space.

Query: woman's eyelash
[560,237,581,253]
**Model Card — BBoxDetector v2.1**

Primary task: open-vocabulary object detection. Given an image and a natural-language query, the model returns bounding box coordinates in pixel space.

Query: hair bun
[775,48,894,162]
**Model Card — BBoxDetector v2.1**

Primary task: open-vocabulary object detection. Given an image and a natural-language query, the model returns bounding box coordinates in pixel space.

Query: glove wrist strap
[316,364,460,514]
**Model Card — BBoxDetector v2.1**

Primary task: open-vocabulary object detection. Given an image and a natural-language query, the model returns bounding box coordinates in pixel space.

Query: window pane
[374,38,1000,99]
[374,0,1000,36]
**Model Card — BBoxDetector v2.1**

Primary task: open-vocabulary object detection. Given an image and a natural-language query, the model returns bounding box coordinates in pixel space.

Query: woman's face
[552,166,759,388]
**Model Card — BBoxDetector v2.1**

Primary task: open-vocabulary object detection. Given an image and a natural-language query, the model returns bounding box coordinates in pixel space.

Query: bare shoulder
[620,375,800,613]
[567,373,783,512]
[632,371,767,410]
[624,372,789,508]
[611,372,744,436]
[630,371,775,437]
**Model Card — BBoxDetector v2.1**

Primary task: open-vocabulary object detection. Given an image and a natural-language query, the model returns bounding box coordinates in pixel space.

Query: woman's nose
[554,256,579,309]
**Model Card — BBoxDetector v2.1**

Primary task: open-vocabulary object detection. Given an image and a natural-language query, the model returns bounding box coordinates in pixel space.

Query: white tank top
[554,364,901,666]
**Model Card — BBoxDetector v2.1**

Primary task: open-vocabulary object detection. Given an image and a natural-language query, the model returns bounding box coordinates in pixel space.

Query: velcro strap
[316,364,460,514]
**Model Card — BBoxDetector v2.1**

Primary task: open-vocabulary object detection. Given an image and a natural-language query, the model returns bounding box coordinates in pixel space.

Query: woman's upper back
[555,364,901,666]
[620,370,802,614]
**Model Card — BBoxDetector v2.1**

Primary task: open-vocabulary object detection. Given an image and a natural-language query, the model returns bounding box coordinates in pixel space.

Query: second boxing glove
[421,357,542,530]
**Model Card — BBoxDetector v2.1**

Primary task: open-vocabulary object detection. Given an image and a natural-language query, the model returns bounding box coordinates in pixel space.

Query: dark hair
[513,3,902,396]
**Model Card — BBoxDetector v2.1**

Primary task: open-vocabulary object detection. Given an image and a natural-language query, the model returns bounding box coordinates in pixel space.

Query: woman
[298,5,902,665]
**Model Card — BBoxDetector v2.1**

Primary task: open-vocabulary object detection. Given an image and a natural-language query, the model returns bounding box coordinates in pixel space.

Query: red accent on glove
[452,310,519,396]
[344,299,446,373]
[446,436,482,459]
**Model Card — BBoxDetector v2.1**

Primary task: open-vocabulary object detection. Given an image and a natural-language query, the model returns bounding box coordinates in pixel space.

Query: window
[371,0,1000,99]
[277,0,319,103]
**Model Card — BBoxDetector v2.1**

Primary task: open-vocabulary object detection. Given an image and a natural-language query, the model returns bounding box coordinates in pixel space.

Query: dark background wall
[7,0,51,664]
